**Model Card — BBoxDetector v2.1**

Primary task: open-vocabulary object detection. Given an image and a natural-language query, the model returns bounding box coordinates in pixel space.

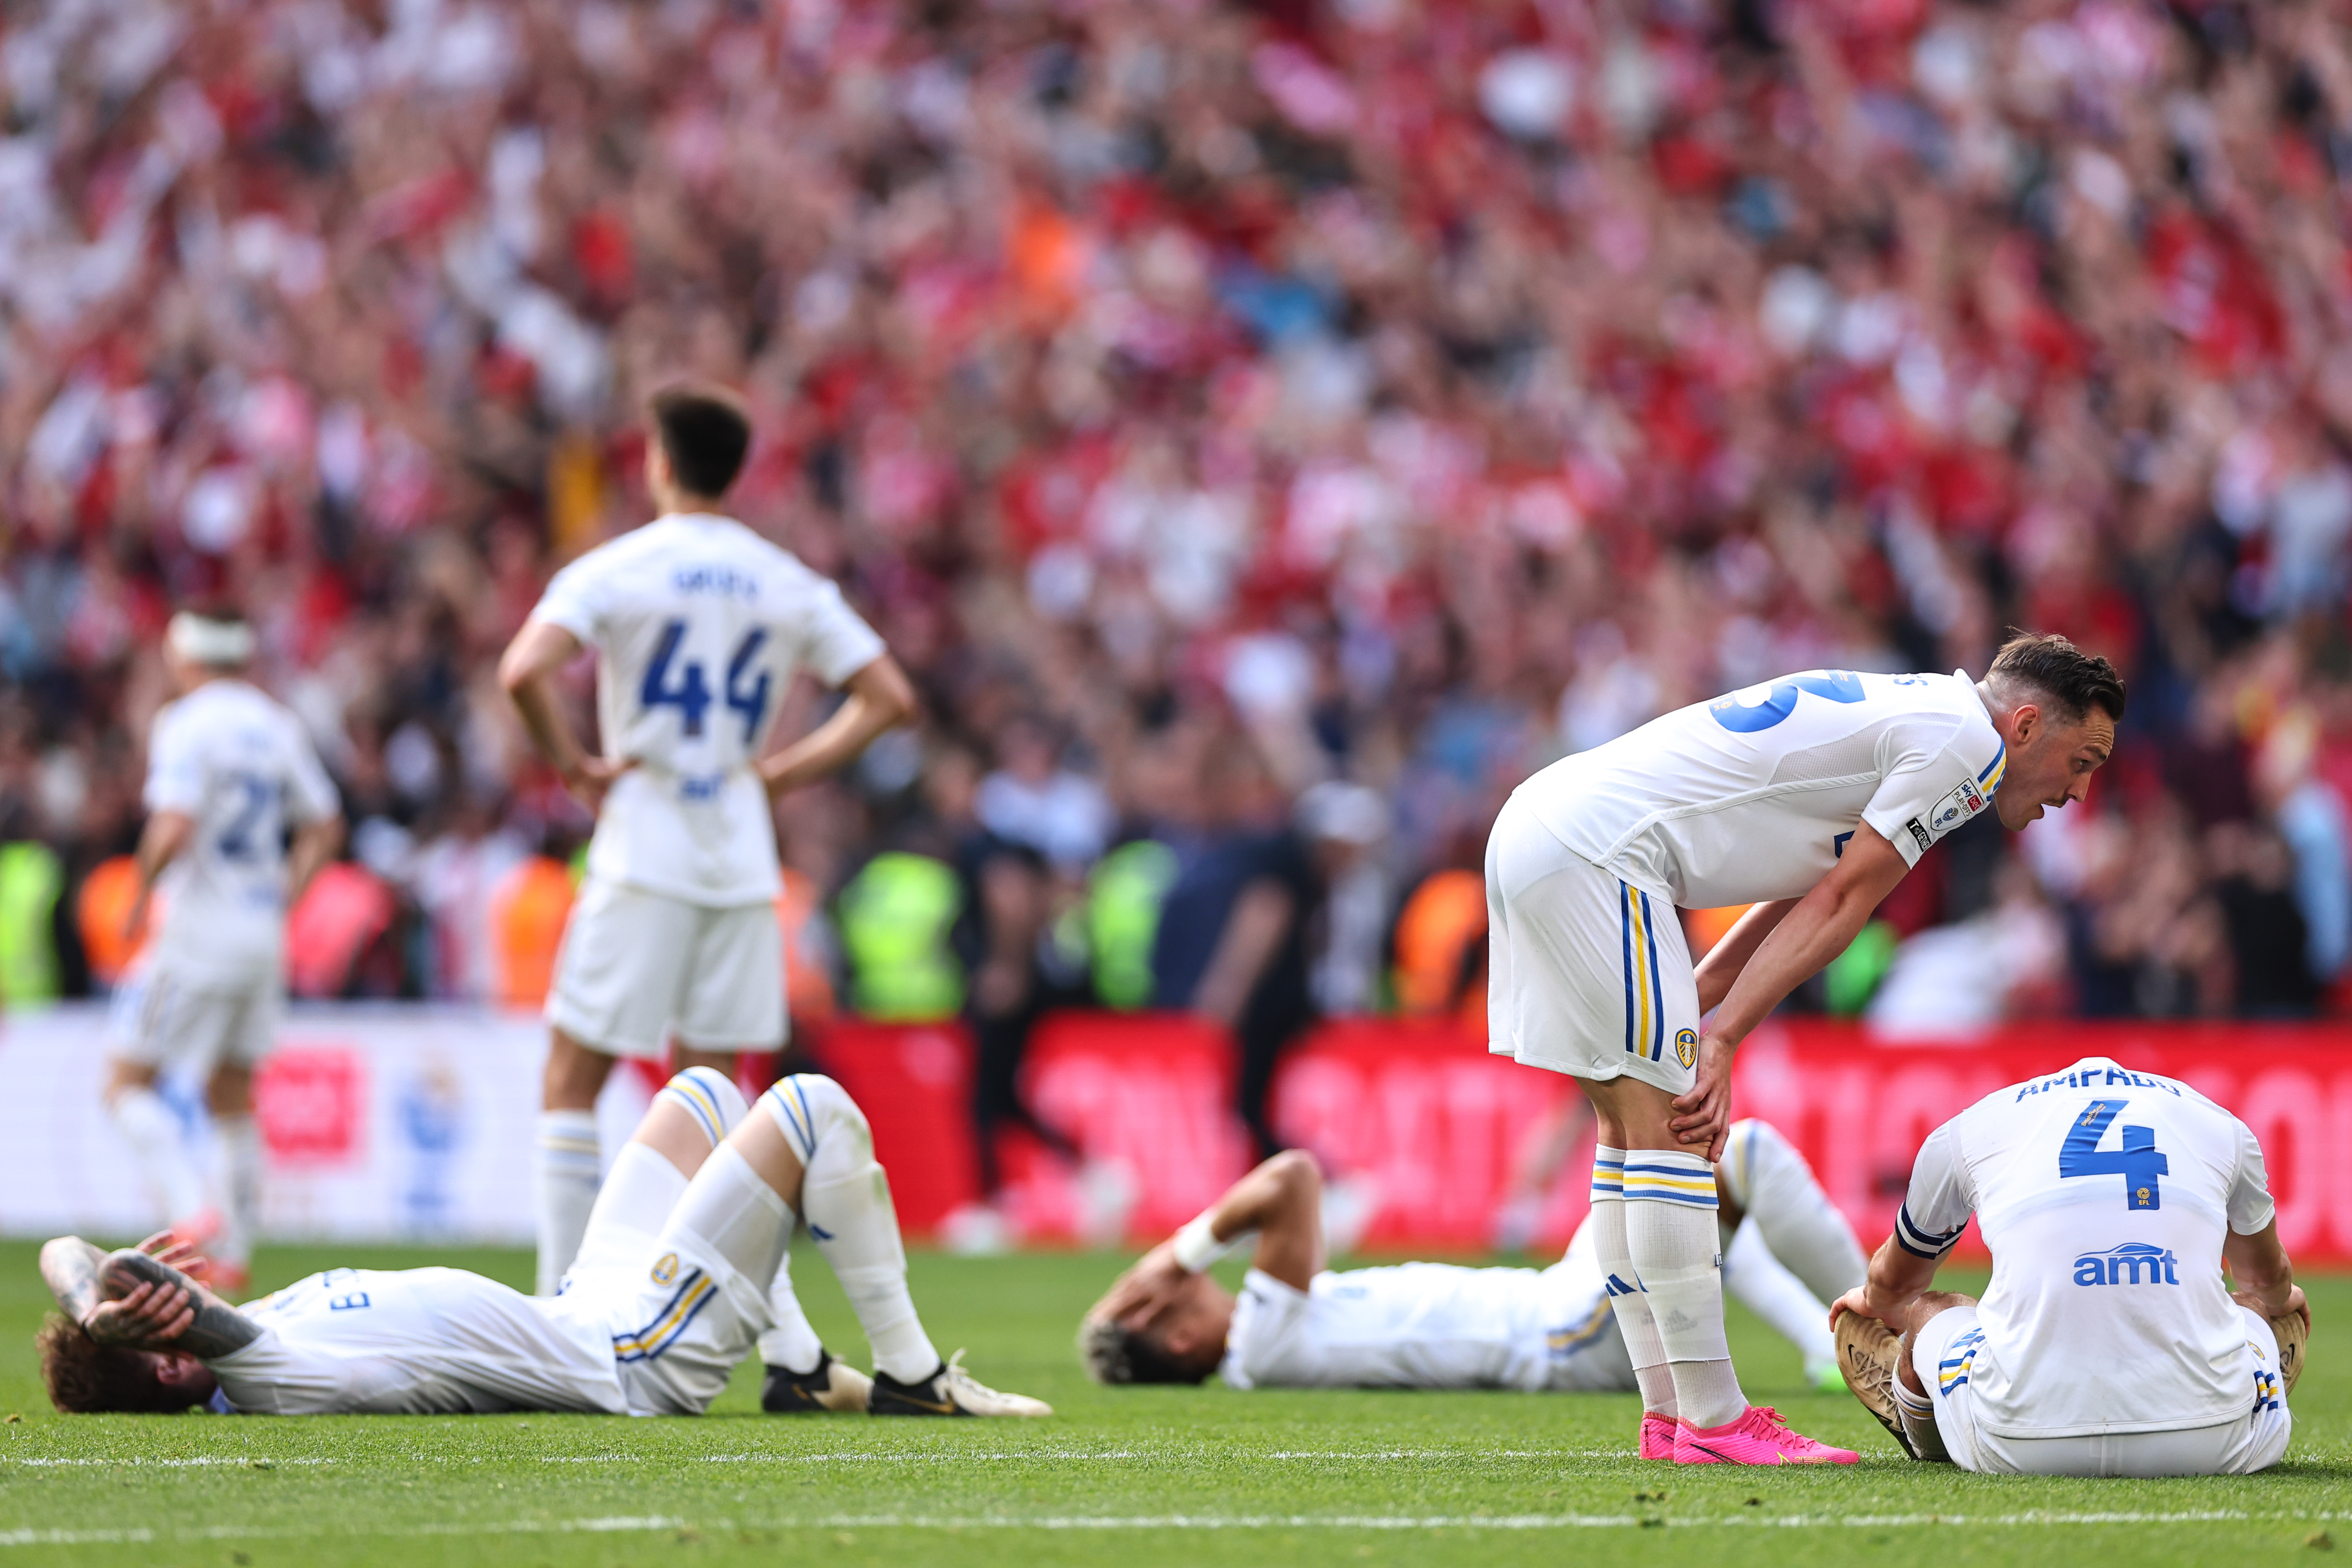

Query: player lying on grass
[1831,1056,2305,1477]
[1081,1120,1863,1421]
[36,1069,1048,1420]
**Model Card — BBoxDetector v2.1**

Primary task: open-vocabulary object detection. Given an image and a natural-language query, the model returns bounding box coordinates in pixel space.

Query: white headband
[166,612,256,667]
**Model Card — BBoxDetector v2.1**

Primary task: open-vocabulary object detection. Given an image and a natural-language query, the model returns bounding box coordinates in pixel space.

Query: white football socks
[1718,1120,1868,1304]
[1624,1149,1746,1431]
[766,1076,941,1384]
[110,1085,207,1227]
[572,1140,689,1274]
[1590,1147,1675,1419]
[535,1109,601,1296]
[1722,1218,1835,1377]
[210,1112,262,1269]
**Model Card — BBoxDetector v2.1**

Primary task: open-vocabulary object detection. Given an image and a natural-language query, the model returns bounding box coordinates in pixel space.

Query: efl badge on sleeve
[650,1252,680,1286]
[1674,1028,1699,1069]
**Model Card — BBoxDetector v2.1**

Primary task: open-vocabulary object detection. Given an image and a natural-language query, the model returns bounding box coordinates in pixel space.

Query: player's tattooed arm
[39,1237,108,1323]
[90,1250,261,1356]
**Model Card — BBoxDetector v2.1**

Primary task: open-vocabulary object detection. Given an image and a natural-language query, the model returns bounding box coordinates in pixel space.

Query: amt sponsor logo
[2073,1241,2180,1287]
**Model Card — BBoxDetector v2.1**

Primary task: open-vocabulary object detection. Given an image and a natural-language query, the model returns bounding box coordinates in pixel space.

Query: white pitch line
[0,1508,2338,1545]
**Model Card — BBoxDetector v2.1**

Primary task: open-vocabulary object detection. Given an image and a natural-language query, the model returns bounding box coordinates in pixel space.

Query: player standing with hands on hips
[1486,633,2123,1464]
[499,385,916,1366]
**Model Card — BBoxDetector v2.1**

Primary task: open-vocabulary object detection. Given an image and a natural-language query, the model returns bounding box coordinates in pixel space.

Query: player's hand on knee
[1828,1286,1876,1330]
[85,1280,196,1348]
[1668,1035,1733,1160]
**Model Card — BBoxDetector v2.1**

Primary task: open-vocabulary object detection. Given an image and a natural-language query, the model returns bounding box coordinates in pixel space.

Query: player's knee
[1264,1149,1322,1200]
[759,1073,873,1167]
[656,1066,748,1148]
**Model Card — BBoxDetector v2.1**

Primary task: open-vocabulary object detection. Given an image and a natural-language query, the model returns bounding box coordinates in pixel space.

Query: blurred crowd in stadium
[5,0,2352,1103]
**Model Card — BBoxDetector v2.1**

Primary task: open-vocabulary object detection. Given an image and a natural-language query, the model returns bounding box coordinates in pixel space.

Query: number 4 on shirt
[641,621,772,743]
[2060,1099,2167,1211]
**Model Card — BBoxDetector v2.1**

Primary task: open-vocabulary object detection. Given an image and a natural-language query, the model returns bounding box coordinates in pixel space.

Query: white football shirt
[1516,669,2005,908]
[206,1267,627,1415]
[530,514,886,906]
[143,680,340,983]
[1219,1224,1630,1391]
[1897,1056,2278,1438]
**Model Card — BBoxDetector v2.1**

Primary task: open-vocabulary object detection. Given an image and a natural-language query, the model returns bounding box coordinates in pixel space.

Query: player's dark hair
[1076,1316,1219,1387]
[647,382,752,498]
[1987,631,2126,724]
[34,1315,196,1415]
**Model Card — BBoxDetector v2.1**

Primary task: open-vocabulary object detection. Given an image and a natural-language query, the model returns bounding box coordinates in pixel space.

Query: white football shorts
[1485,790,1698,1096]
[546,876,784,1059]
[1913,1303,2291,1476]
[110,960,280,1075]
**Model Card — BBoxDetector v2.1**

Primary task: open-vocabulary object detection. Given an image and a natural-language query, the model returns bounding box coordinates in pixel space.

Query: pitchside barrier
[0,1004,2346,1261]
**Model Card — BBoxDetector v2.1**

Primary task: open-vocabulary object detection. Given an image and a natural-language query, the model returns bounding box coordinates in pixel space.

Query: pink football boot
[1674,1406,1859,1465]
[1639,1412,1677,1460]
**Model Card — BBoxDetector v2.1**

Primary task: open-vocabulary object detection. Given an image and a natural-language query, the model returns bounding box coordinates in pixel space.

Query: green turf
[0,1241,2344,1566]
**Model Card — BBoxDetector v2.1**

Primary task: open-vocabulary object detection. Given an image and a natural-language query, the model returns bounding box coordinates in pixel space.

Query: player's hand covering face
[1993,704,2114,830]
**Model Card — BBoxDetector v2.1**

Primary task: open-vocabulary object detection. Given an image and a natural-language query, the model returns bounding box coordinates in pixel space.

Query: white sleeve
[1861,719,1995,868]
[2227,1117,2279,1236]
[279,716,341,826]
[206,1327,356,1415]
[1220,1269,1314,1390]
[1895,1121,1974,1259]
[143,707,205,815]
[529,553,611,647]
[793,577,888,686]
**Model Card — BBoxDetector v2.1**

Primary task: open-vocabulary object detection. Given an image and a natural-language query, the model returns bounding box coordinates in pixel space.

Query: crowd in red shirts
[5,0,2352,1027]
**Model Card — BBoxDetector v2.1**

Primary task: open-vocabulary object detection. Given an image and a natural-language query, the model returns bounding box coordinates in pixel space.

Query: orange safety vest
[1393,868,1488,1018]
[75,855,146,988]
[777,866,835,1021]
[490,856,577,1008]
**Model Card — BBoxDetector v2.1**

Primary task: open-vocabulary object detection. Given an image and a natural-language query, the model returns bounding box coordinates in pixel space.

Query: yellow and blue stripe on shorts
[1619,880,1666,1062]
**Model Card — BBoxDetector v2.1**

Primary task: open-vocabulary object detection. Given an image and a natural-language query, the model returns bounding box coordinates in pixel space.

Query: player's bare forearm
[499,622,593,775]
[1211,1150,1322,1290]
[132,811,195,898]
[1830,1235,1944,1333]
[1692,898,1800,1014]
[758,654,917,798]
[40,1237,108,1322]
[285,816,344,906]
[1706,826,1911,1047]
[97,1250,260,1355]
[2225,1222,2301,1319]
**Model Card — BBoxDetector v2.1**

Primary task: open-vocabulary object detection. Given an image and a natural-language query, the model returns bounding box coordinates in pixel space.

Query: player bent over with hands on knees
[35,1069,1047,1420]
[1081,1119,1868,1414]
[1830,1058,2304,1477]
[1488,631,2123,1464]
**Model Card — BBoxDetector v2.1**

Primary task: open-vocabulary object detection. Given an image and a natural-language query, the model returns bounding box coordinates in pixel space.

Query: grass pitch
[0,1241,2343,1566]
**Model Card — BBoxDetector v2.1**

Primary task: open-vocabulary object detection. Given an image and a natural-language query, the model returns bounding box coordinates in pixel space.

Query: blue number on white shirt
[724,630,772,745]
[2059,1098,2168,1211]
[1708,670,1867,733]
[215,773,275,861]
[327,1292,371,1311]
[640,621,713,737]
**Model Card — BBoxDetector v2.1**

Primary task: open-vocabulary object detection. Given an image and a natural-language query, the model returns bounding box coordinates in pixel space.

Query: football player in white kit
[497,383,917,1328]
[36,1066,1047,1420]
[1080,1120,1867,1396]
[1488,631,2125,1464]
[1830,1058,2306,1477]
[107,610,344,1298]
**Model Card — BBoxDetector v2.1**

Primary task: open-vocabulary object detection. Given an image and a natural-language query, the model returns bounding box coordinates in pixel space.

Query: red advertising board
[803,1012,2352,1262]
